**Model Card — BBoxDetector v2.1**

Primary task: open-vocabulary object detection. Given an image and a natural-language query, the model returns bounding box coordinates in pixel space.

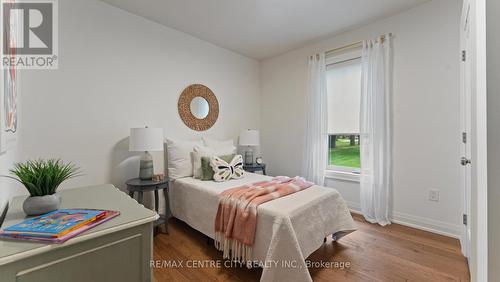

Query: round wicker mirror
[178,84,219,131]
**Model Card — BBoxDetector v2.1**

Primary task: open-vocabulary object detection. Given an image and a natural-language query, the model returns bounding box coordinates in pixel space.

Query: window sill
[325,170,360,183]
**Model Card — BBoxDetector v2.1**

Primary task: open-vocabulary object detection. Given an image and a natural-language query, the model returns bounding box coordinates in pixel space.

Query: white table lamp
[239,129,260,165]
[129,127,164,180]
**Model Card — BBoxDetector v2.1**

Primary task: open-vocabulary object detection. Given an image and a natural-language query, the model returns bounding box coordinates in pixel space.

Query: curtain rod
[325,33,393,56]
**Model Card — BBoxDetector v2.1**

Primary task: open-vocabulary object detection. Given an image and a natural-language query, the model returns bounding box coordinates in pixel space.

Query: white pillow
[192,145,236,179]
[165,138,203,179]
[211,155,245,182]
[202,138,235,150]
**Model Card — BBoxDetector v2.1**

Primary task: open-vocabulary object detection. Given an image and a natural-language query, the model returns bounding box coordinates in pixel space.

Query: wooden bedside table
[243,163,266,175]
[126,178,169,234]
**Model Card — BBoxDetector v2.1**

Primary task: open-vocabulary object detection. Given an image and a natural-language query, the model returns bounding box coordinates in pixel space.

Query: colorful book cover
[0,210,120,244]
[2,209,106,237]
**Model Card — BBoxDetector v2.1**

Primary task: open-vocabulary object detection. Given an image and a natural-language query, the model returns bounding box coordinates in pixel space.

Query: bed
[168,172,356,282]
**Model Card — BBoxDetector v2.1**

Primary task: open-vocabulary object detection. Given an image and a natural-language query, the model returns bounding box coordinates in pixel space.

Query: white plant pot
[23,194,61,216]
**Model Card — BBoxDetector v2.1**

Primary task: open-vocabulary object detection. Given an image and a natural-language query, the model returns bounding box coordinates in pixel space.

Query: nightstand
[126,178,169,234]
[243,163,266,175]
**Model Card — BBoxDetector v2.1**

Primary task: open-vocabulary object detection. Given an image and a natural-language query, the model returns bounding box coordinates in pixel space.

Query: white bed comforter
[168,173,356,282]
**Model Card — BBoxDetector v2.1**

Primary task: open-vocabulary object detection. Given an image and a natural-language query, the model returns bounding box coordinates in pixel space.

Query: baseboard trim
[346,201,462,239]
[390,211,461,239]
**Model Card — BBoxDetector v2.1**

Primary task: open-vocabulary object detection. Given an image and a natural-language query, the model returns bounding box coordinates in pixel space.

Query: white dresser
[0,184,158,282]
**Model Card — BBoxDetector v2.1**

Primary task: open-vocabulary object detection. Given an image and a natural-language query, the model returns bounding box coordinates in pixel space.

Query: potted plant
[6,159,81,215]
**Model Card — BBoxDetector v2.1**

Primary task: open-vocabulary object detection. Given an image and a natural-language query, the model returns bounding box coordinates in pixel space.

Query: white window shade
[326,58,361,134]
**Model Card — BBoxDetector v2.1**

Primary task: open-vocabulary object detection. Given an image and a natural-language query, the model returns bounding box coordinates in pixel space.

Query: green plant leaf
[3,159,81,196]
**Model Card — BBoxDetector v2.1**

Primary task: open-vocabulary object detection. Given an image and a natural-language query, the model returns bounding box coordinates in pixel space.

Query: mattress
[168,173,356,282]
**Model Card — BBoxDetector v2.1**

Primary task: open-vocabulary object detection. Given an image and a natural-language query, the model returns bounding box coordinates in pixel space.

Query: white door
[460,0,472,259]
[460,0,488,281]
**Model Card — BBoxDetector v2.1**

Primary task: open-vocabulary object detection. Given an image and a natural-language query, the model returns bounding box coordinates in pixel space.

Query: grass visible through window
[329,136,360,168]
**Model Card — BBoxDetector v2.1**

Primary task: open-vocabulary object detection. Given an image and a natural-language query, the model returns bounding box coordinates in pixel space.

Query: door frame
[460,0,472,259]
[460,0,488,281]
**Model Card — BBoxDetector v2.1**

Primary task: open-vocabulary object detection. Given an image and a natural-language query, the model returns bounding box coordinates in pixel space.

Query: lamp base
[244,149,254,165]
[139,151,154,180]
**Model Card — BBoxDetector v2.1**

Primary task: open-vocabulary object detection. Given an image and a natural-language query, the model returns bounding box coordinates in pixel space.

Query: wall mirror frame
[178,84,219,131]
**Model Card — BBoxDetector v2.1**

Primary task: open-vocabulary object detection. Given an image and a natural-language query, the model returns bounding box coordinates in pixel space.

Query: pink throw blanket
[214,176,314,262]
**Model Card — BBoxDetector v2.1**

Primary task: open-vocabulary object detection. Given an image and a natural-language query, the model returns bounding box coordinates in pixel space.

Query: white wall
[261,0,462,237]
[0,71,22,217]
[487,0,499,279]
[0,149,18,220]
[17,0,261,193]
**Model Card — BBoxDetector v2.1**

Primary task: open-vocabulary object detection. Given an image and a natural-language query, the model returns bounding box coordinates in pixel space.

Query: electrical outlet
[429,190,440,202]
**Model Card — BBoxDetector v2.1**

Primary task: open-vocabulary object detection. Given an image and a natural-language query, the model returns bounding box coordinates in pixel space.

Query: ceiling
[102,0,429,60]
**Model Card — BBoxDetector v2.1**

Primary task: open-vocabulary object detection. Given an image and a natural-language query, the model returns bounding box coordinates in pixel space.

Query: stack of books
[0,209,120,243]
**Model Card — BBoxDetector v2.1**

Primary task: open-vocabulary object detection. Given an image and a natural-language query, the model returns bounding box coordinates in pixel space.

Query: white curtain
[359,35,392,226]
[302,53,327,185]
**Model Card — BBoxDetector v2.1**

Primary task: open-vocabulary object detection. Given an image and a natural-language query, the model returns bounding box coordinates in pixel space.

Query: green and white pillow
[210,154,245,182]
[192,145,236,179]
[200,154,235,181]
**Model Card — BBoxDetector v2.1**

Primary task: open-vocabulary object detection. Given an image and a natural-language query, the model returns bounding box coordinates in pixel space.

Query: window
[326,51,361,175]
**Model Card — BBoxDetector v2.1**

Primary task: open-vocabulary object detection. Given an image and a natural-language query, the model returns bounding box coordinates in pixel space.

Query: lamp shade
[129,127,164,152]
[239,129,260,146]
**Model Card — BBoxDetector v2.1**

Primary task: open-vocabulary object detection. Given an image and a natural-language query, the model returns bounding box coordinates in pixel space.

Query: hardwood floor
[153,214,470,281]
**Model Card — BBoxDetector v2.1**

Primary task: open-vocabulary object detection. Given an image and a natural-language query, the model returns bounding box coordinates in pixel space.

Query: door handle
[461,157,471,166]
